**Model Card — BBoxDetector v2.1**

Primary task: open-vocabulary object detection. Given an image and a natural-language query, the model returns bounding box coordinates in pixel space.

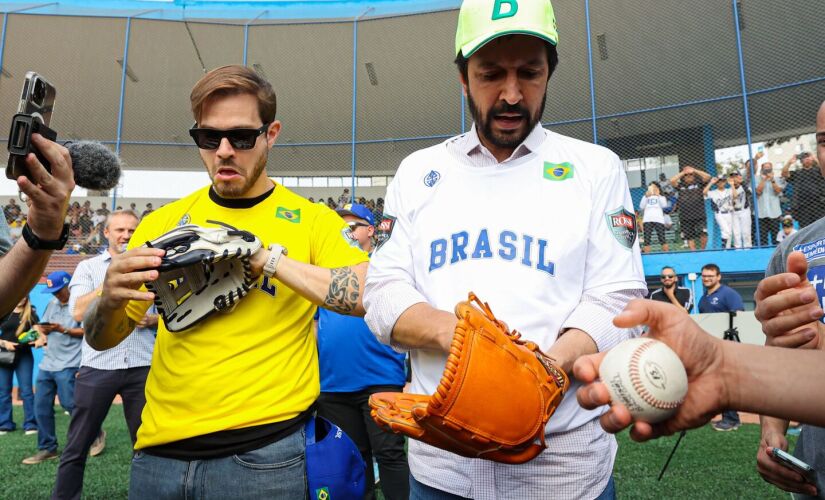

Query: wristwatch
[262,243,287,278]
[22,223,70,250]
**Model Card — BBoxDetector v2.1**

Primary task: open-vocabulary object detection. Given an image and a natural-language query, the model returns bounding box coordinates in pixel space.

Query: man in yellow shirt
[81,65,368,500]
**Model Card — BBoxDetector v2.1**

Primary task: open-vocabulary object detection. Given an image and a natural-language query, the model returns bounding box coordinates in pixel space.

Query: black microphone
[65,141,122,191]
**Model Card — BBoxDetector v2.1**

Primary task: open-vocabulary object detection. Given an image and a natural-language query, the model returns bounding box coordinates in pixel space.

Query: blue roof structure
[0,0,460,21]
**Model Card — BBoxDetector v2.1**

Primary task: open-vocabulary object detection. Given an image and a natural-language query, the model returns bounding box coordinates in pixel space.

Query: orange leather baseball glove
[369,292,569,464]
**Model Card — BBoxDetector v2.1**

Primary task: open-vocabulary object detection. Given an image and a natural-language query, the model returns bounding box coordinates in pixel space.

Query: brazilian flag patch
[543,162,574,181]
[315,487,330,500]
[276,207,301,223]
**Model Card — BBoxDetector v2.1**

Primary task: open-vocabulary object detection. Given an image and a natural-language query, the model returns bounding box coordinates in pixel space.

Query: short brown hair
[190,65,277,125]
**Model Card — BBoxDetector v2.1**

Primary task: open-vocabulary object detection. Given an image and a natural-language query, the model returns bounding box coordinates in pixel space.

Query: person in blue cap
[317,203,410,500]
[21,271,83,465]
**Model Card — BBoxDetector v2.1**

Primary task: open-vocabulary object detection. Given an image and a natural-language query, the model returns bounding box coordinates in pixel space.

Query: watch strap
[262,243,287,278]
[22,222,69,250]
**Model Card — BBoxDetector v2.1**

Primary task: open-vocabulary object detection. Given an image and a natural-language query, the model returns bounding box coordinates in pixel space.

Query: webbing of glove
[413,292,569,464]
[369,393,501,459]
[144,221,261,332]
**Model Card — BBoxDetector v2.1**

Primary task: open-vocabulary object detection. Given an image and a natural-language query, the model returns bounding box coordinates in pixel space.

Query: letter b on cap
[492,0,518,20]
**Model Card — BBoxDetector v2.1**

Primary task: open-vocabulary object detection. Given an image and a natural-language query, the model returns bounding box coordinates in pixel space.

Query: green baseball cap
[455,0,559,58]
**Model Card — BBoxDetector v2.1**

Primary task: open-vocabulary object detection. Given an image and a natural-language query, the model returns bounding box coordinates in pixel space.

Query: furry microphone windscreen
[66,141,122,191]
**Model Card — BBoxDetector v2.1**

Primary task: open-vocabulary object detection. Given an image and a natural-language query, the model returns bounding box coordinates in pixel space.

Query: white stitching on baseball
[629,340,682,410]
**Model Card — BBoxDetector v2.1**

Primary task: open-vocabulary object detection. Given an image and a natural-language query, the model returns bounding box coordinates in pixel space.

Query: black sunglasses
[347,222,369,229]
[189,123,270,150]
[660,274,676,279]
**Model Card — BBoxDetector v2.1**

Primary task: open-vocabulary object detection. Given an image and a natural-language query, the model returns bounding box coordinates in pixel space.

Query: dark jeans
[52,366,149,500]
[409,474,616,500]
[757,217,780,247]
[0,348,36,431]
[128,426,307,500]
[318,386,410,500]
[35,367,78,452]
[722,410,741,425]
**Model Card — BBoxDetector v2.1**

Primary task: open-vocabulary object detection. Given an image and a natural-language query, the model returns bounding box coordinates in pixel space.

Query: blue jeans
[35,367,78,452]
[410,474,616,500]
[128,426,307,500]
[721,410,741,425]
[0,348,36,431]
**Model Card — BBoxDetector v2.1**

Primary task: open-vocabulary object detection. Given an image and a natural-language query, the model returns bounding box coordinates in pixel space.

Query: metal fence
[0,0,822,252]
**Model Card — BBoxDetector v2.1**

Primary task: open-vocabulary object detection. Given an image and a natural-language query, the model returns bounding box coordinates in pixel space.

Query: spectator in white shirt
[51,210,156,499]
[640,182,669,253]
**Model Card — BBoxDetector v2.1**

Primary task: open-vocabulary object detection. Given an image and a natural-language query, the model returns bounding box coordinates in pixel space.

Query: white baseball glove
[143,221,262,332]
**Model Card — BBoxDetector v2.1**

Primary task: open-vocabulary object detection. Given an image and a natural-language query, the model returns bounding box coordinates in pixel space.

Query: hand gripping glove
[369,292,569,464]
[143,220,262,332]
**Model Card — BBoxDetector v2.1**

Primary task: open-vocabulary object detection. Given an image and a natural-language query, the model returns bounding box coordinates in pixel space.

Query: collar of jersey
[462,122,546,161]
[208,184,275,208]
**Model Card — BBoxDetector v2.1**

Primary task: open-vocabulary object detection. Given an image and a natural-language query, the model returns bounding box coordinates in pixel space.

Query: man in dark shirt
[782,152,825,229]
[649,266,693,311]
[670,166,712,250]
[698,263,744,431]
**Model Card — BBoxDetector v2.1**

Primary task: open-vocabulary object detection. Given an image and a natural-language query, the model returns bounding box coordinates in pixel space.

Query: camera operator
[0,134,75,317]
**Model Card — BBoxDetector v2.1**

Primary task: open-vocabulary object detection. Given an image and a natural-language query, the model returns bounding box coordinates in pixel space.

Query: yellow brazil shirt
[124,181,368,449]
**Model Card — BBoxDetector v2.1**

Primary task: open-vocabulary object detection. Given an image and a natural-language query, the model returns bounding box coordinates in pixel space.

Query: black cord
[183,17,208,74]
[658,430,686,481]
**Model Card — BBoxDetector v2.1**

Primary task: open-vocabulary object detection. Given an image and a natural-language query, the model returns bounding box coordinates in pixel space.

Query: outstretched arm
[0,135,74,317]
[575,300,825,441]
[249,251,368,316]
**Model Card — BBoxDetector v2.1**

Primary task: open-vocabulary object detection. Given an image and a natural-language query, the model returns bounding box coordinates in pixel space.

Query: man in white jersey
[704,175,734,248]
[363,1,646,498]
[729,171,753,248]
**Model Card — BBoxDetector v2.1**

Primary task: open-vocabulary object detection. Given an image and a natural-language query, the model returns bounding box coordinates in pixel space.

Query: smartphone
[6,71,57,180]
[772,448,817,484]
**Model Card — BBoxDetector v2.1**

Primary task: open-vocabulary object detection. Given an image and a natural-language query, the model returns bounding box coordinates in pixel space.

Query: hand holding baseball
[575,299,727,441]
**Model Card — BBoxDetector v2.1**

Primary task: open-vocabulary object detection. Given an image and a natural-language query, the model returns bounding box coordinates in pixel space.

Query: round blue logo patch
[424,170,441,187]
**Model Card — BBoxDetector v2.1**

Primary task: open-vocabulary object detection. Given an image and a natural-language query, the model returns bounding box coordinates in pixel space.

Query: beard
[663,282,675,289]
[209,149,268,198]
[467,89,546,150]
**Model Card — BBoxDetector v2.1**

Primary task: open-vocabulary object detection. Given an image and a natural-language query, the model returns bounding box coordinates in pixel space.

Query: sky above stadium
[0,0,460,20]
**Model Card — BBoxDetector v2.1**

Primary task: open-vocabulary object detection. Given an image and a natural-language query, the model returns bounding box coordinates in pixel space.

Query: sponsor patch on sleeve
[341,227,361,248]
[374,215,396,251]
[605,207,637,249]
[793,237,825,261]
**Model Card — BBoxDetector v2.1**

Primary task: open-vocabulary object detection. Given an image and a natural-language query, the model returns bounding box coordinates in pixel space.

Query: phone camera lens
[32,80,46,107]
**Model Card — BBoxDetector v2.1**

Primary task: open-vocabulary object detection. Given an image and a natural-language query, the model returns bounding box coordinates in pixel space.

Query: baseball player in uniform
[363,1,646,498]
[729,172,753,248]
[704,175,734,248]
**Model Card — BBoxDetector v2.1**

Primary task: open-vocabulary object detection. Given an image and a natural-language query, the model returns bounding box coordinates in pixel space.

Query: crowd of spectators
[4,192,385,256]
[637,151,821,252]
[2,200,156,255]
[307,189,385,224]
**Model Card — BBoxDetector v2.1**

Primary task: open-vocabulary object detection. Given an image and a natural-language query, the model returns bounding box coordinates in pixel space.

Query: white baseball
[598,338,688,423]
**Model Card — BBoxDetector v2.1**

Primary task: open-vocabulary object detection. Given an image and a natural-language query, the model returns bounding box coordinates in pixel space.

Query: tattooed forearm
[324,267,360,314]
[83,297,136,351]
